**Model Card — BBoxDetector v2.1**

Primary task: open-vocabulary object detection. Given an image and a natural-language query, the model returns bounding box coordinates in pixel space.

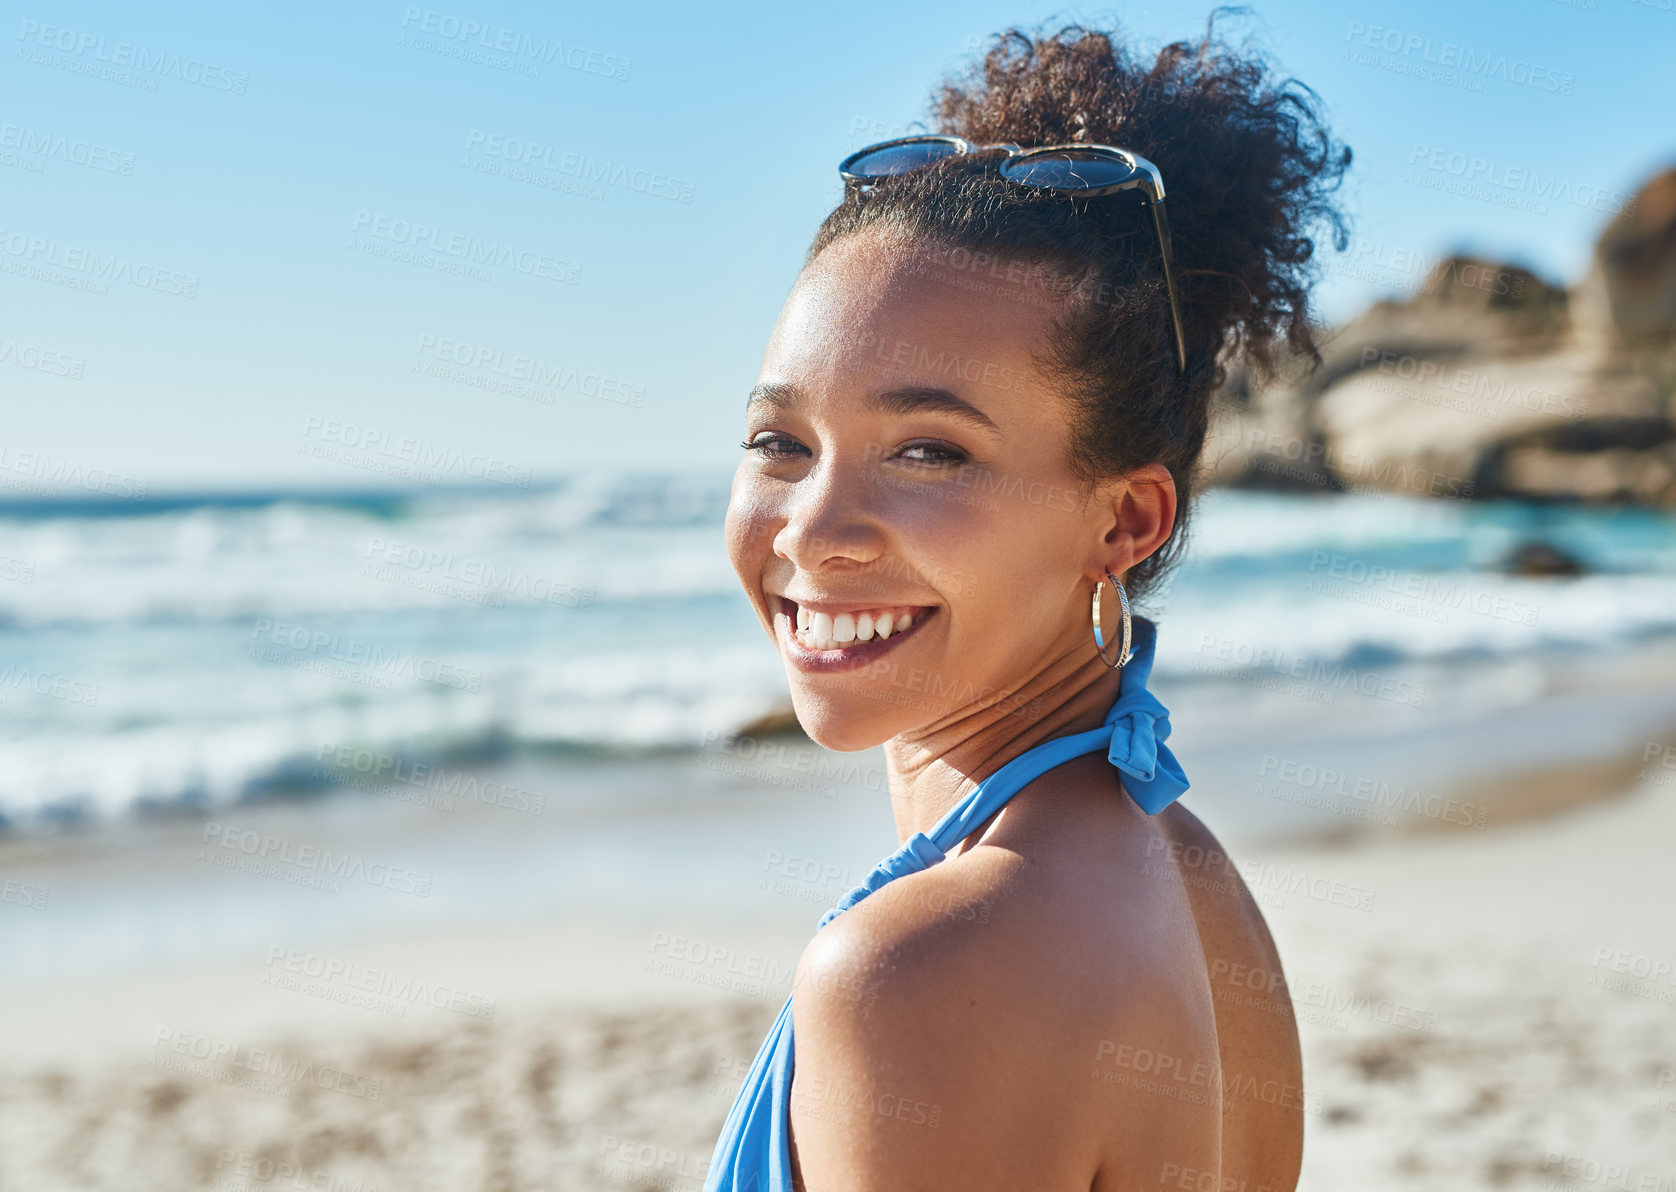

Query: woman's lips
[771,596,937,673]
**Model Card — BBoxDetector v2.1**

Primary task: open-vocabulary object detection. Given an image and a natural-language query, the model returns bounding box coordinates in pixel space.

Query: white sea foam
[2,476,1672,827]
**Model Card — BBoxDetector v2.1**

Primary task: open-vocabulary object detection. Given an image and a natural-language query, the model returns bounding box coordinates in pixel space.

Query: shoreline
[5,639,1676,998]
[4,764,1673,1189]
[5,639,1676,1189]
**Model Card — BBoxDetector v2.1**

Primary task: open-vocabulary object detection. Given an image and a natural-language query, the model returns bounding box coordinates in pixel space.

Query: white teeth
[783,604,926,649]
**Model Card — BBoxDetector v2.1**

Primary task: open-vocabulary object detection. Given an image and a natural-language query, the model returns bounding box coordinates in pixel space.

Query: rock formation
[1207,167,1676,506]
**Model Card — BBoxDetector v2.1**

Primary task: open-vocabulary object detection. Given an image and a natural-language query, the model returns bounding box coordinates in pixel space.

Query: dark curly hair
[805,10,1353,602]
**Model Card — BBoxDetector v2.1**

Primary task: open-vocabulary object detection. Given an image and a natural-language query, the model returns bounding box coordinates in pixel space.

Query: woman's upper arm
[785,880,1220,1191]
[788,904,1055,1190]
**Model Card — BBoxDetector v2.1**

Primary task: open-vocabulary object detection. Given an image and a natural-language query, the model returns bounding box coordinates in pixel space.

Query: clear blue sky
[4,0,1671,492]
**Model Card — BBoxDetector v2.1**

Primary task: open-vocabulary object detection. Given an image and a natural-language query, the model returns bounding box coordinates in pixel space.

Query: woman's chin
[788,694,898,754]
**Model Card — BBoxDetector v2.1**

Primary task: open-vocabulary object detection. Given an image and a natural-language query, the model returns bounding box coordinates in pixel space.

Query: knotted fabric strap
[816,832,945,930]
[703,616,1187,1192]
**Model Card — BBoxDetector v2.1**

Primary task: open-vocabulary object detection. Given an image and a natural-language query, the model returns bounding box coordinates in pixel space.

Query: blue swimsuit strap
[814,615,1188,931]
[702,616,1189,1192]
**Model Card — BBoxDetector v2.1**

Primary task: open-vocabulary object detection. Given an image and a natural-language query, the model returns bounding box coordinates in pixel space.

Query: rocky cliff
[1206,167,1676,506]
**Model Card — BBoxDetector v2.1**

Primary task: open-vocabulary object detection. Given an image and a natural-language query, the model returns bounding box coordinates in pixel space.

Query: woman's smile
[770,593,939,673]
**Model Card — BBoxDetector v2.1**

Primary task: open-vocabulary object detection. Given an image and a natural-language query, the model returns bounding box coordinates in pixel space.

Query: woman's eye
[897,441,968,466]
[739,434,965,466]
[740,432,809,459]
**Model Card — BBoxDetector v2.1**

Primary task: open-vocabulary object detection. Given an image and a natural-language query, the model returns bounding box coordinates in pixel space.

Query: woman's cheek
[870,470,986,535]
[723,476,770,579]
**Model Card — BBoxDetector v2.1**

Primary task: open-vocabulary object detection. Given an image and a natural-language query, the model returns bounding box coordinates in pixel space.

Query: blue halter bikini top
[703,616,1190,1191]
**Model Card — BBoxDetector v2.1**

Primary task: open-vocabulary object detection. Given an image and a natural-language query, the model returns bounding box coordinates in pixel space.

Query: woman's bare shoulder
[786,805,1222,1186]
[792,755,1224,1043]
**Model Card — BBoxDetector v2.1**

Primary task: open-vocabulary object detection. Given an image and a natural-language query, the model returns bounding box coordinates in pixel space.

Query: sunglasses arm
[1146,194,1189,375]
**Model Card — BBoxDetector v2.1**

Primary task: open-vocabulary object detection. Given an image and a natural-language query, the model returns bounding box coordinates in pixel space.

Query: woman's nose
[770,461,886,573]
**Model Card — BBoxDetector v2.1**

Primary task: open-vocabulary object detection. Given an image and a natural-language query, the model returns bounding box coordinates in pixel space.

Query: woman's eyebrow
[745,382,1001,434]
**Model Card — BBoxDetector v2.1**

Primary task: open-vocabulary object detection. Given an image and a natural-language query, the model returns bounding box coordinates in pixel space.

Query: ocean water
[3,472,1675,830]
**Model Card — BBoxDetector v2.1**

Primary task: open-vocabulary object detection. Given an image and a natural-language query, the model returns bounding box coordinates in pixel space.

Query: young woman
[707,19,1351,1191]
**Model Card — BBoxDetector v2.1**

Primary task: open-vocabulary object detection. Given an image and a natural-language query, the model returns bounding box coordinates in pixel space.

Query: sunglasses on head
[839,135,1187,375]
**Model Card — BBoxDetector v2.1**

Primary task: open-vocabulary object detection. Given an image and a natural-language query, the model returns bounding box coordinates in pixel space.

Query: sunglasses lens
[1000,150,1138,190]
[844,139,961,179]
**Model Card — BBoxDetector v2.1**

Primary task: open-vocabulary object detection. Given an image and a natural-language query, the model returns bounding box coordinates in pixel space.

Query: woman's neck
[880,625,1128,851]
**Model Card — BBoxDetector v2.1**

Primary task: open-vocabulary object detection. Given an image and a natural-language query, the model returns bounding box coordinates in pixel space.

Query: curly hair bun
[932,15,1353,383]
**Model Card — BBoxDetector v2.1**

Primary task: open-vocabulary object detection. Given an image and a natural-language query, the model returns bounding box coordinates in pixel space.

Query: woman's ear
[1088,464,1176,580]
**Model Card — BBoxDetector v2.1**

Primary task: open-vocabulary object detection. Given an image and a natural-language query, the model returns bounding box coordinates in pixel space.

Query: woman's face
[724,228,1169,751]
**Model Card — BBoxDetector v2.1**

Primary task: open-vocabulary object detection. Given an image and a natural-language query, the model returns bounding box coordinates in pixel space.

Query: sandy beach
[4,638,1676,1192]
[8,0,1675,1185]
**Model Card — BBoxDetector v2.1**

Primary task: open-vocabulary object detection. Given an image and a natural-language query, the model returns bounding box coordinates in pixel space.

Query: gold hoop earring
[1091,571,1133,669]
